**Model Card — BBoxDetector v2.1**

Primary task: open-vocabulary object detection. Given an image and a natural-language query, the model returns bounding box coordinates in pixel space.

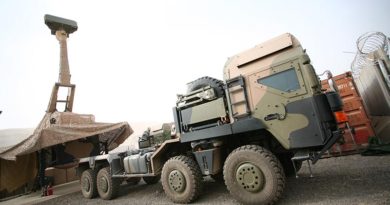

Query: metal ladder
[47,83,76,112]
[225,76,251,120]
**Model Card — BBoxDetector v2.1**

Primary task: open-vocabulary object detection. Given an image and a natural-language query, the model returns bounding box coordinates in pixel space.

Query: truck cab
[174,33,342,158]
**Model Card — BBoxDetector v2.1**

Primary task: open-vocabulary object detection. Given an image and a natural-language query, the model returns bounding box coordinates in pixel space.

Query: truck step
[291,151,310,161]
[291,151,313,178]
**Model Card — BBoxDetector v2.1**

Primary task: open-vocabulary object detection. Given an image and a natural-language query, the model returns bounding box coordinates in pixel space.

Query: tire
[80,169,98,199]
[126,177,141,185]
[223,145,286,205]
[161,155,203,203]
[277,153,302,177]
[96,167,121,200]
[143,175,161,185]
[187,76,225,98]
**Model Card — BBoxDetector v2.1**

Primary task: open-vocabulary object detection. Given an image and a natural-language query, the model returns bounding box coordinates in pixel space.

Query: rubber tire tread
[97,167,121,200]
[187,76,225,98]
[223,145,286,205]
[161,155,203,204]
[80,169,98,199]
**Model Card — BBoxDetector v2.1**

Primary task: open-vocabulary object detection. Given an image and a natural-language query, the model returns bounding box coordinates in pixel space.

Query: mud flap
[193,147,222,175]
[311,129,344,164]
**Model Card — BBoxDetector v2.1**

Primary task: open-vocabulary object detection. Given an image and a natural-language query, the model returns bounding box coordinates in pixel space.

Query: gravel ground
[37,154,390,205]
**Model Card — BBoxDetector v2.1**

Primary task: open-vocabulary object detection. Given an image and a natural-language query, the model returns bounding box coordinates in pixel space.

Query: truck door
[247,59,318,149]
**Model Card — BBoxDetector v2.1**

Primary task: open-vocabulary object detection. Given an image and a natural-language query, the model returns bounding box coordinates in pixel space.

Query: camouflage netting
[0,111,132,194]
[0,154,37,194]
[0,111,133,161]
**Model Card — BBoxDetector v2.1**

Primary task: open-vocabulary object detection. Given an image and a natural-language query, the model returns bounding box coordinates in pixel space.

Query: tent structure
[0,112,133,196]
[0,129,36,196]
[0,112,132,161]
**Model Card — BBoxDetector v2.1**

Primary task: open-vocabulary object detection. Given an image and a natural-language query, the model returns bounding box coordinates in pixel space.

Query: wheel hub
[236,163,264,193]
[99,176,108,193]
[168,170,186,192]
[82,177,90,192]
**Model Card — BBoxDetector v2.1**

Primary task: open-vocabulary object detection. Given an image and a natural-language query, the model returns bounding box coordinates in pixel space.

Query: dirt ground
[37,154,390,205]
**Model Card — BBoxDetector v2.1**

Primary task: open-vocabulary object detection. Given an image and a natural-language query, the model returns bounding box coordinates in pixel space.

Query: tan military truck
[78,33,343,205]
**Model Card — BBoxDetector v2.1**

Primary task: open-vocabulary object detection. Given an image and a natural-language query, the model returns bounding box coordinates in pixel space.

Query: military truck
[77,33,343,204]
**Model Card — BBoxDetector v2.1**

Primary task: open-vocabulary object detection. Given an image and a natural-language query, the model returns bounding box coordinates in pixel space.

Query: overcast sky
[0,0,389,130]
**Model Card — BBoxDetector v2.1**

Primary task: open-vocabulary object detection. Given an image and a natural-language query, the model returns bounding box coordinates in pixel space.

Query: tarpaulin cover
[0,111,132,193]
[0,154,37,193]
[0,129,37,193]
[0,111,133,161]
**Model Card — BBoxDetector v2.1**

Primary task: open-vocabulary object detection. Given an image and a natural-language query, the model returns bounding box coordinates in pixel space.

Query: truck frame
[77,33,343,204]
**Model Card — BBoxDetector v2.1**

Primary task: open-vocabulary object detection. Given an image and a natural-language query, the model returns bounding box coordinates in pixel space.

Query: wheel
[96,167,121,200]
[143,175,161,184]
[187,76,225,98]
[80,169,98,199]
[161,155,203,203]
[277,153,302,177]
[126,177,141,185]
[223,145,286,205]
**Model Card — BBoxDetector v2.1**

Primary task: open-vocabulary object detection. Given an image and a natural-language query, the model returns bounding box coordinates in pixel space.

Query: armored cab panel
[223,33,340,150]
[224,34,322,119]
[225,34,302,79]
[180,98,226,127]
[175,86,228,132]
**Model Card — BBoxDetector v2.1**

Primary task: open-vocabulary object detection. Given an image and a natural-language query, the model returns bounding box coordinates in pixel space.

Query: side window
[257,68,300,92]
